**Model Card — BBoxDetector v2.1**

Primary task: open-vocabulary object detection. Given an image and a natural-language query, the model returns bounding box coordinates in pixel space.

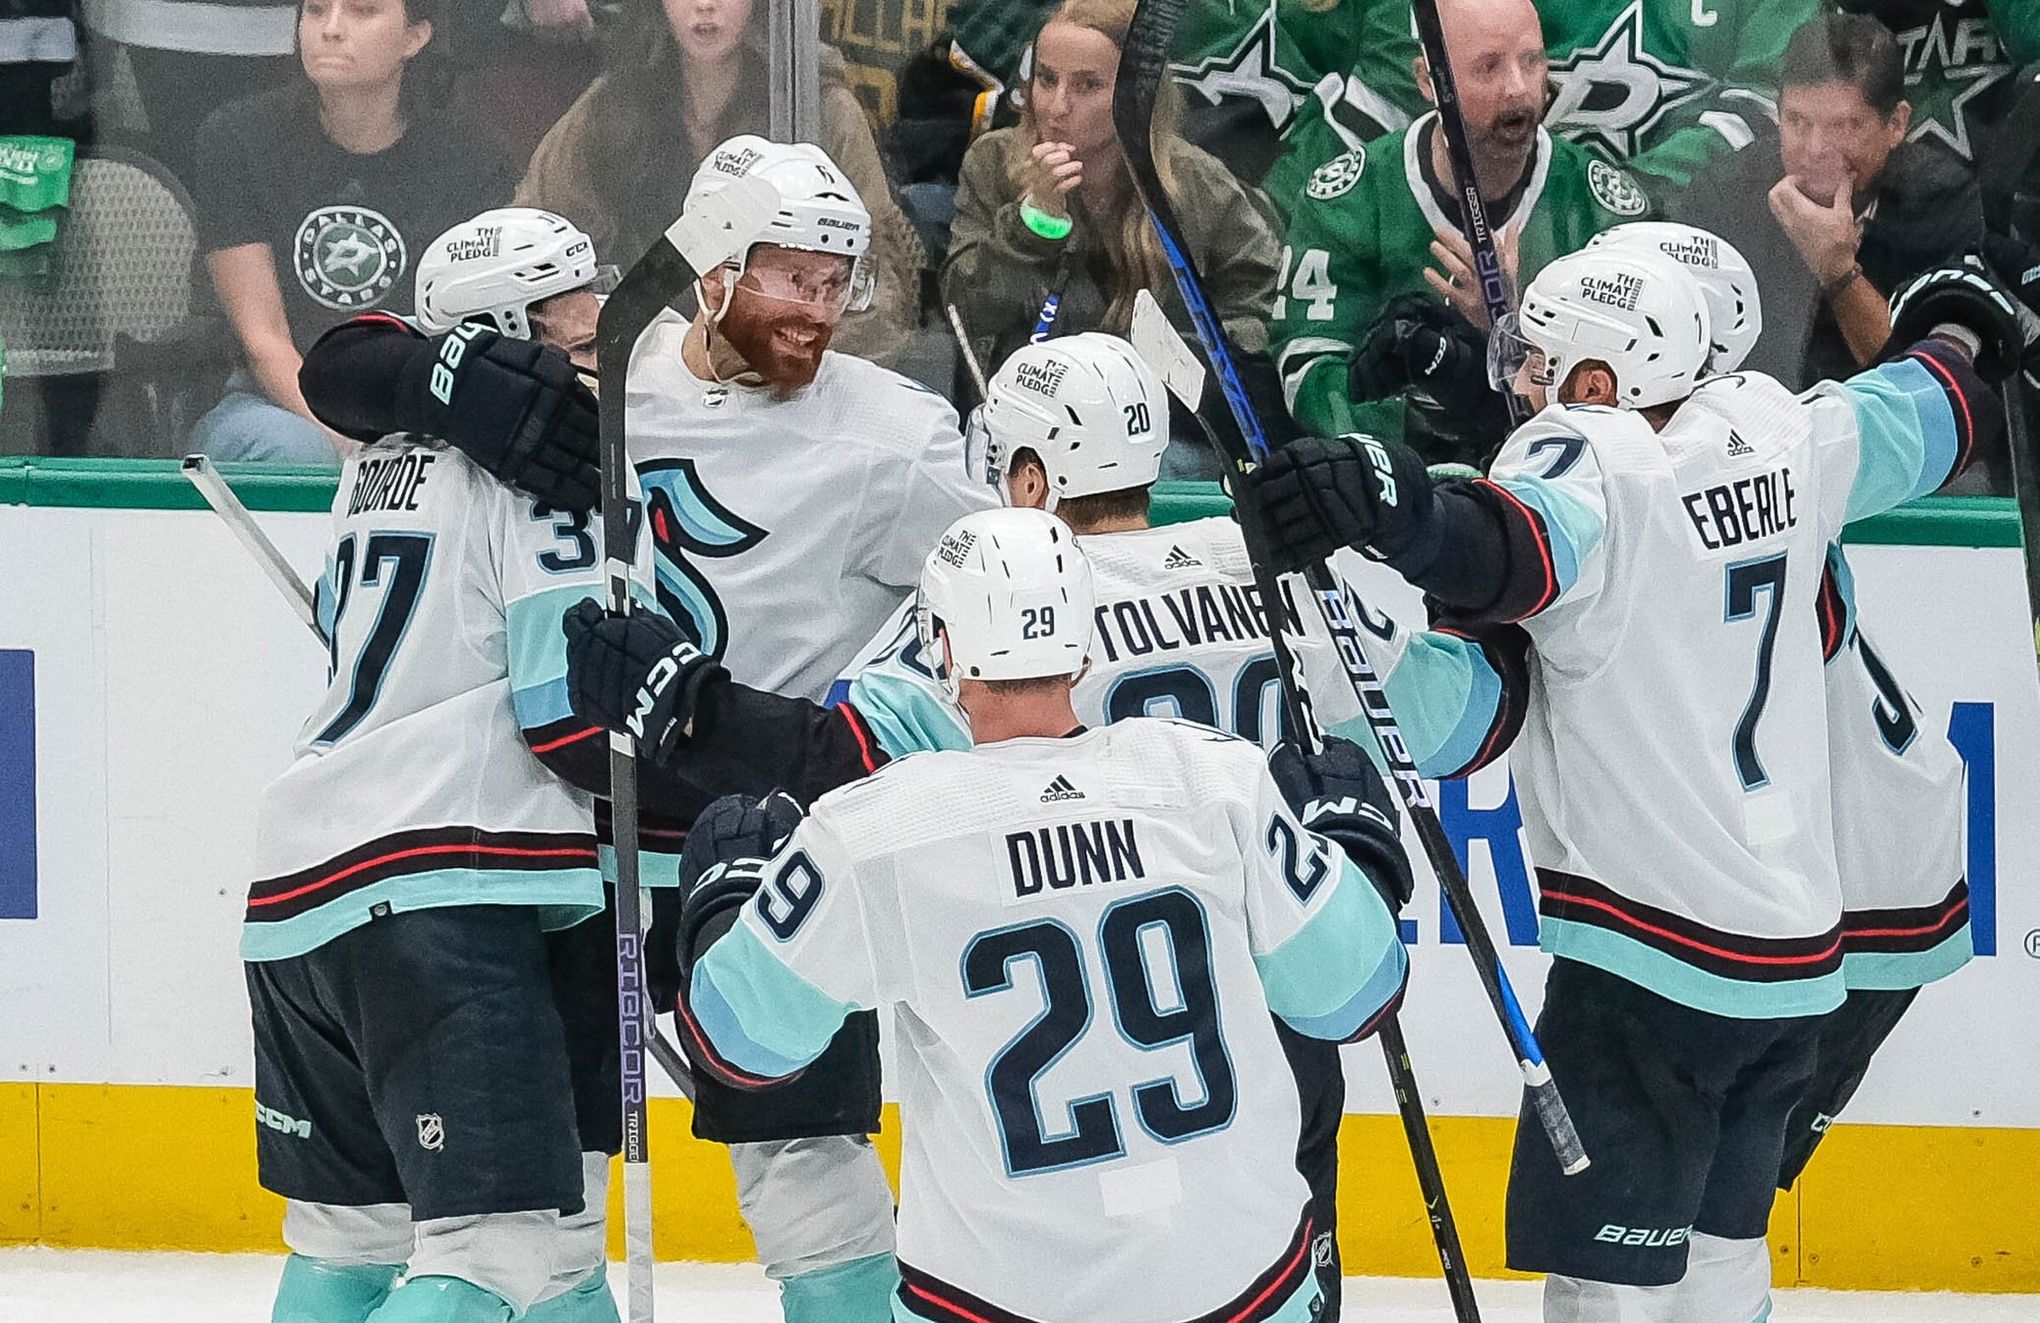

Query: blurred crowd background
[0,0,2035,497]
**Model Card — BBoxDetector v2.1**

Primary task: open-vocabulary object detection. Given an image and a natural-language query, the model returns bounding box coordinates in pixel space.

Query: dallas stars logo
[294,205,406,311]
[1547,0,1711,161]
[1171,9,1311,134]
[1895,6,2007,162]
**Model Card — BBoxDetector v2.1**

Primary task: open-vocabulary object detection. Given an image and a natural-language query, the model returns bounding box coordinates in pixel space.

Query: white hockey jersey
[244,441,644,961]
[1470,354,1975,1020]
[835,517,1368,757]
[1818,547,1972,990]
[625,316,994,702]
[683,719,1407,1323]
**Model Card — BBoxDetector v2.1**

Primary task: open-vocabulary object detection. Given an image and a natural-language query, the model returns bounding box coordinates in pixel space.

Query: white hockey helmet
[685,135,875,314]
[1515,247,1713,410]
[916,508,1095,699]
[414,208,604,339]
[984,333,1169,510]
[1588,222,1762,374]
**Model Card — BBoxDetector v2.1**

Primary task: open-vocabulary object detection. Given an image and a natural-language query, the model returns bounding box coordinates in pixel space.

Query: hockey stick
[1408,0,1529,428]
[945,302,991,400]
[181,455,322,641]
[1132,293,1481,1323]
[1030,246,1075,344]
[1115,0,1585,1178]
[596,174,781,1323]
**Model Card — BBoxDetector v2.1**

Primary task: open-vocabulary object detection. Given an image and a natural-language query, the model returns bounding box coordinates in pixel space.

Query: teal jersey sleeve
[1241,764,1408,1040]
[1825,352,1969,528]
[837,604,972,759]
[1326,625,1507,780]
[685,815,877,1083]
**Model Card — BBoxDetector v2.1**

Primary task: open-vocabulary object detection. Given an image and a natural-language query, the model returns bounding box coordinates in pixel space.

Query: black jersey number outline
[1724,552,1788,790]
[314,531,435,746]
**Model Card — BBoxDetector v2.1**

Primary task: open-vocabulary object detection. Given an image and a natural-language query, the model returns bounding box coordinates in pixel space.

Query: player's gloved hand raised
[1888,255,2034,385]
[1268,737,1413,912]
[562,600,726,765]
[398,324,600,510]
[676,791,805,975]
[1230,433,1436,574]
[1348,293,1488,405]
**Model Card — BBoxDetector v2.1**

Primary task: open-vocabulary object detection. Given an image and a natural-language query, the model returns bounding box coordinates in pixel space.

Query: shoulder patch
[1307,147,1367,201]
[1587,159,1648,218]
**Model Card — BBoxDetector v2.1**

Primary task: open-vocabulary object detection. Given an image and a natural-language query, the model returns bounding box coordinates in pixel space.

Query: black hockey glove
[676,791,805,975]
[396,324,600,510]
[1348,293,1488,404]
[1231,433,1436,575]
[1887,256,2033,385]
[1268,737,1413,912]
[562,600,727,765]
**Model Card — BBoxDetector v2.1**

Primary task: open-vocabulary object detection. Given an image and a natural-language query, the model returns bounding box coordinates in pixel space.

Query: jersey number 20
[963,887,1237,1177]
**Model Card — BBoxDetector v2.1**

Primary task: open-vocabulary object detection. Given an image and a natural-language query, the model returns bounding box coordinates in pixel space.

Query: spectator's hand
[525,0,594,34]
[1768,175,1862,287]
[1425,225,1519,329]
[1024,140,1085,220]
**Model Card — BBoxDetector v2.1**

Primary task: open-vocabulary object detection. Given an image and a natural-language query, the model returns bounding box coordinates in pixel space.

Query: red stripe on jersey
[1541,886,1843,966]
[353,310,417,335]
[903,1283,1001,1323]
[1910,348,1974,472]
[1216,1222,1312,1323]
[673,985,802,1091]
[531,724,603,754]
[835,702,879,774]
[1845,893,1970,941]
[1475,479,1559,618]
[247,842,596,907]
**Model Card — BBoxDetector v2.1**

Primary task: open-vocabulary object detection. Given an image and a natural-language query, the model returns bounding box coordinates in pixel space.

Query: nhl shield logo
[415,1113,445,1152]
[1306,147,1366,201]
[1587,160,1649,218]
[295,205,407,311]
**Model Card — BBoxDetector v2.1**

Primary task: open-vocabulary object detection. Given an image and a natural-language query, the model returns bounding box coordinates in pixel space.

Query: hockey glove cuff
[396,324,601,510]
[562,600,728,765]
[1268,737,1413,912]
[1232,434,1437,575]
[1888,257,2034,385]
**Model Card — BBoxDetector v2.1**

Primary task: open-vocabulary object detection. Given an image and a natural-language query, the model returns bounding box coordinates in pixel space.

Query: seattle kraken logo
[636,459,766,660]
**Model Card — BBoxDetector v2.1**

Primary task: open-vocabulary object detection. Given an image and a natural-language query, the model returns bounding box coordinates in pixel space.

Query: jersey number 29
[964,887,1237,1177]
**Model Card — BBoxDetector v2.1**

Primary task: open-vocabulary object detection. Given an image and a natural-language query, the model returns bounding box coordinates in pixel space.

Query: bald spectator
[1267,0,1652,468]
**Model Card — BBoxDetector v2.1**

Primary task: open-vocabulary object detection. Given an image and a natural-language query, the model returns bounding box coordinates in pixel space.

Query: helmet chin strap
[691,271,767,389]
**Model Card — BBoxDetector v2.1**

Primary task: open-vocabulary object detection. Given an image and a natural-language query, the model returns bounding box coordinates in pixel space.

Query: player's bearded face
[716,249,849,390]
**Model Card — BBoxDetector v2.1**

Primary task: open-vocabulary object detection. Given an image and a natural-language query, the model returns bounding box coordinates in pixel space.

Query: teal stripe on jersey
[514,675,574,729]
[691,921,856,1078]
[1840,357,1960,523]
[599,844,683,889]
[239,866,603,962]
[1493,472,1603,600]
[1841,925,1973,992]
[846,668,970,758]
[506,583,604,698]
[1255,859,1408,1039]
[1331,630,1504,779]
[1539,917,1847,1019]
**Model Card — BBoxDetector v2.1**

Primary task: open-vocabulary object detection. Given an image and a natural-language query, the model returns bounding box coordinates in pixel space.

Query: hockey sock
[361,1275,515,1323]
[775,1251,900,1323]
[1541,1274,1680,1323]
[1669,1233,1772,1322]
[523,1270,621,1323]
[271,1254,402,1323]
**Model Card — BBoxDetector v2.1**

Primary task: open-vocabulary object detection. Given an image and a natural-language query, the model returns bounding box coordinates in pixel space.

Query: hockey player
[243,208,651,1323]
[672,505,1412,1323]
[559,331,1413,1318]
[1232,243,2022,1320]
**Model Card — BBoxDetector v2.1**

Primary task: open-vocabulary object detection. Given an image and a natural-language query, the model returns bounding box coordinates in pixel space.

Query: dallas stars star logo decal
[1547,0,1712,161]
[1895,7,2009,162]
[1171,8,1311,134]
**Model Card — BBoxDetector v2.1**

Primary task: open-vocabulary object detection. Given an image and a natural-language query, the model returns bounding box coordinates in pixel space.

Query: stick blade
[661,170,785,282]
[1131,288,1205,410]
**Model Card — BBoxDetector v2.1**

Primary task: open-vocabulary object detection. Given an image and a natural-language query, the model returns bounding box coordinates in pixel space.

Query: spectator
[1679,11,1983,389]
[1173,0,1424,186]
[516,0,921,367]
[186,0,515,464]
[1543,0,1821,191]
[943,0,1278,418]
[78,0,300,184]
[1269,0,1649,467]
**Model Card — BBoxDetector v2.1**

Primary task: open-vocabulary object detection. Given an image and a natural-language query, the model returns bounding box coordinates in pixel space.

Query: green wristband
[1020,201,1074,241]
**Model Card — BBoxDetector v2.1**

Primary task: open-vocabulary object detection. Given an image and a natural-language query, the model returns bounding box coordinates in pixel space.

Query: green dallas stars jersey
[1268,110,1650,456]
[1842,0,2040,164]
[1543,0,1821,190]
[1170,0,1426,144]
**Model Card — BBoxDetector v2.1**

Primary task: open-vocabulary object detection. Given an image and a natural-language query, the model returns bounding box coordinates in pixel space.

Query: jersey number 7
[1724,553,1787,791]
[964,887,1237,1177]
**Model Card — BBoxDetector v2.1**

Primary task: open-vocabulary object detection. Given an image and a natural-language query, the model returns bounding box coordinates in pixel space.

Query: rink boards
[0,460,2035,1290]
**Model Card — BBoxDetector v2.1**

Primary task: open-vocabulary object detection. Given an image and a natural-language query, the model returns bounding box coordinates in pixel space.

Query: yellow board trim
[1,1084,2034,1292]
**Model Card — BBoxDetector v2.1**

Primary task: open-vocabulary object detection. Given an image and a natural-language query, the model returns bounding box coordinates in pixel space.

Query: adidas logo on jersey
[1040,775,1085,802]
[1726,431,1754,458]
[1162,545,1203,570]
